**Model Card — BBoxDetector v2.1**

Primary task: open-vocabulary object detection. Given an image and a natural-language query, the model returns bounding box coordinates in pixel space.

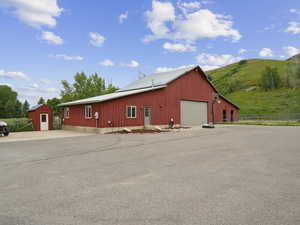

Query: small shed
[28,104,53,131]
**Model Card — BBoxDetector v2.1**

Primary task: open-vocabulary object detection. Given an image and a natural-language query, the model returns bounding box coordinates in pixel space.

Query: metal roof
[28,104,43,112]
[58,85,166,107]
[117,66,197,92]
[58,65,239,109]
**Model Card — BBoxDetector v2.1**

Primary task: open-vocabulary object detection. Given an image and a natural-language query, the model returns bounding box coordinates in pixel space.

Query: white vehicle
[0,121,9,136]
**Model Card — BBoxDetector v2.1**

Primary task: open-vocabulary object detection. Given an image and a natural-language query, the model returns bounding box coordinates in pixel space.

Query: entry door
[40,113,49,131]
[144,107,151,126]
[180,100,208,126]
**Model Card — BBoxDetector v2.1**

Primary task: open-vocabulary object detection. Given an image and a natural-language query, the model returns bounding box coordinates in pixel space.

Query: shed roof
[58,85,166,107]
[28,104,43,112]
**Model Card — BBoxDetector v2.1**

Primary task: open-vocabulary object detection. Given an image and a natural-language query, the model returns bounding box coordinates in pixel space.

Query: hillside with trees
[207,54,300,114]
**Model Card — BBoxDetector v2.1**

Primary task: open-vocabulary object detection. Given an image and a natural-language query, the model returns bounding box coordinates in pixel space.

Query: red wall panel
[62,69,239,128]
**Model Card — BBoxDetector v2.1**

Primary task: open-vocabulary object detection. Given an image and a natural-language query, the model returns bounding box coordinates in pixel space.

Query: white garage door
[180,100,208,126]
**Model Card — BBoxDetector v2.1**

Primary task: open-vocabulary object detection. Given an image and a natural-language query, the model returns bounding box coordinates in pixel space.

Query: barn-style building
[59,66,239,133]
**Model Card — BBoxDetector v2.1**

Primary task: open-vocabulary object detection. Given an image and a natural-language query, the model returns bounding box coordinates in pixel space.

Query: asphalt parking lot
[0,125,299,225]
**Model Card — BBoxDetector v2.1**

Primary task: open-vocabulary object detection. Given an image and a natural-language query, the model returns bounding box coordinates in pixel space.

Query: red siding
[62,69,239,128]
[28,105,53,131]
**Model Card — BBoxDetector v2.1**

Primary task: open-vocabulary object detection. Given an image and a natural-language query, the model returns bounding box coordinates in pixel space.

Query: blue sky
[0,0,299,105]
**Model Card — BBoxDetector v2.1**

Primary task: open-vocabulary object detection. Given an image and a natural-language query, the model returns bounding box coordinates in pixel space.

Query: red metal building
[28,104,53,131]
[59,66,239,133]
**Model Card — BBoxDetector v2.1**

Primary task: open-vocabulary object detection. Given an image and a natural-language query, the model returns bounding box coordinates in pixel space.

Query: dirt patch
[107,127,191,134]
[107,129,170,134]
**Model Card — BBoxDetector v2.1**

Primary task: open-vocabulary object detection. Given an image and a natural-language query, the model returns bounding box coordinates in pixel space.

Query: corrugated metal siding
[62,69,239,128]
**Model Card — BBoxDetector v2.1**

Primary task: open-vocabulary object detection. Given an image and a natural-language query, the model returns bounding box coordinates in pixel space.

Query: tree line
[0,72,118,118]
[0,85,29,118]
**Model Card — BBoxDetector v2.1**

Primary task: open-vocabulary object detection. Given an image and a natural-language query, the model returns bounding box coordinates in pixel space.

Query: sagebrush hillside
[206,57,300,115]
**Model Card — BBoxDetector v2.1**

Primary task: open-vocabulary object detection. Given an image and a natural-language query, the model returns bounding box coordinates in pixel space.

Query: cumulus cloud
[19,83,58,93]
[285,22,300,34]
[163,42,196,52]
[290,9,300,15]
[144,0,241,43]
[99,59,115,67]
[196,53,242,71]
[49,54,83,61]
[238,48,247,54]
[283,46,299,57]
[155,64,195,73]
[0,0,63,28]
[41,31,63,45]
[259,48,273,57]
[39,78,52,85]
[119,11,128,24]
[144,0,176,42]
[89,32,106,47]
[0,69,31,81]
[178,1,202,10]
[121,60,139,67]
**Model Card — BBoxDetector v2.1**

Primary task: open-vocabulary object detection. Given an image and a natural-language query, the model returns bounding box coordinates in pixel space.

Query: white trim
[85,105,92,119]
[127,105,137,118]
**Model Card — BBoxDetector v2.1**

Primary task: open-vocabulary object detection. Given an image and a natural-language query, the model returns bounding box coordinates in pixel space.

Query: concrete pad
[0,130,93,143]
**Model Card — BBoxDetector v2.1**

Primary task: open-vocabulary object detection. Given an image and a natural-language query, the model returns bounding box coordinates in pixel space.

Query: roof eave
[58,85,167,107]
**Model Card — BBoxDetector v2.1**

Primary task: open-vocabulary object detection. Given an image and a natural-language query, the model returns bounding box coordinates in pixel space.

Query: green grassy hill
[207,55,300,115]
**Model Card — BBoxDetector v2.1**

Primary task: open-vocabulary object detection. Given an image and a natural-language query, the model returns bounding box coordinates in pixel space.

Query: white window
[85,105,92,119]
[127,106,136,118]
[64,107,70,118]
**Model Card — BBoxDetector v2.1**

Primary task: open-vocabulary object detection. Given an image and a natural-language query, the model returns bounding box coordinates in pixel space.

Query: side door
[40,113,49,131]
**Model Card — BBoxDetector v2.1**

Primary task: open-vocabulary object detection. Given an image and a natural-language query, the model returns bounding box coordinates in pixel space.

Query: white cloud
[0,69,31,81]
[259,48,273,57]
[179,1,202,10]
[40,78,52,85]
[144,0,241,43]
[89,32,106,47]
[99,59,115,67]
[0,82,13,87]
[0,0,63,28]
[155,64,195,73]
[163,42,196,52]
[290,9,300,15]
[238,48,247,54]
[283,46,299,57]
[196,53,242,71]
[285,22,300,34]
[41,31,63,45]
[119,11,128,24]
[123,60,139,67]
[144,0,176,41]
[49,54,83,61]
[20,83,58,93]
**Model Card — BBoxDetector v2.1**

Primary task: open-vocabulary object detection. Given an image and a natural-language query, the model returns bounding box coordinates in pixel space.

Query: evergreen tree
[15,100,23,118]
[38,97,45,105]
[22,100,30,117]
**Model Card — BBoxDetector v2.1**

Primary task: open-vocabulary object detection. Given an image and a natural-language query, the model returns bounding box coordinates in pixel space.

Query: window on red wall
[64,107,70,118]
[127,106,136,118]
[85,105,92,119]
